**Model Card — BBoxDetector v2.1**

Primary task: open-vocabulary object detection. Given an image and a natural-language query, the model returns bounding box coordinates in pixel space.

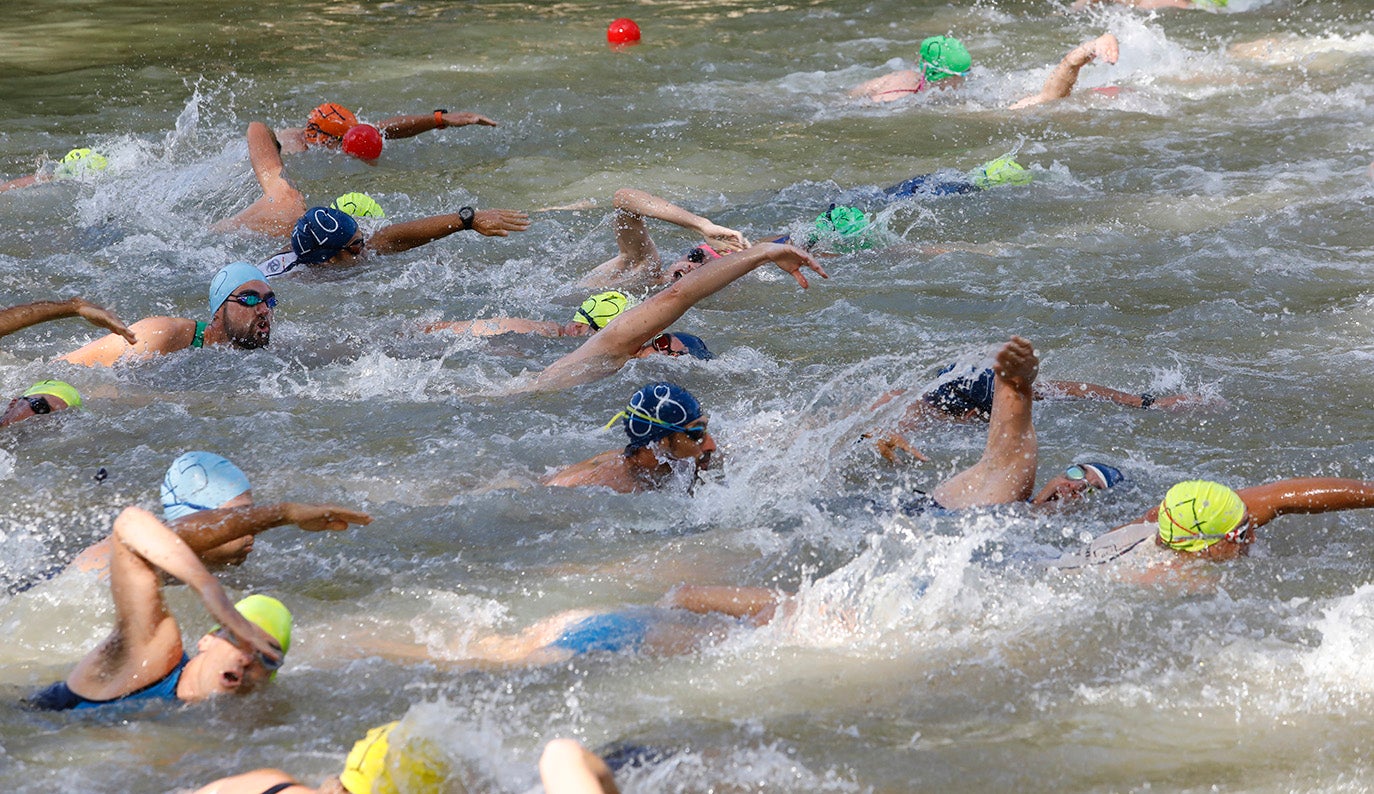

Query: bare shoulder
[544,449,637,491]
[188,769,307,794]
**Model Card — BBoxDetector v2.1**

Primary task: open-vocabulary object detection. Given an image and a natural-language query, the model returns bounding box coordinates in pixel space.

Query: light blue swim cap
[161,451,252,520]
[209,262,267,316]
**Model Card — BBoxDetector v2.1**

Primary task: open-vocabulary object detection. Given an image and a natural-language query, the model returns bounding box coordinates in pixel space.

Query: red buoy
[341,123,383,161]
[607,18,641,47]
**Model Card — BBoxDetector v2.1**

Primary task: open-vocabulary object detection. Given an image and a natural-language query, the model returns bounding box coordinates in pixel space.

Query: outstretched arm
[540,739,621,794]
[175,502,372,563]
[663,585,786,625]
[1237,478,1374,529]
[0,297,135,344]
[377,110,498,139]
[1037,379,1196,410]
[367,208,531,254]
[211,122,307,237]
[582,188,751,287]
[1010,34,1119,109]
[423,317,565,337]
[58,316,196,367]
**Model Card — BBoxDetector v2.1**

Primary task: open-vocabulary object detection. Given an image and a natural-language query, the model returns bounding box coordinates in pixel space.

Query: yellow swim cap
[331,192,387,219]
[1157,480,1246,552]
[972,156,1032,189]
[340,721,447,794]
[572,290,631,330]
[23,379,81,409]
[53,148,109,180]
[234,594,293,654]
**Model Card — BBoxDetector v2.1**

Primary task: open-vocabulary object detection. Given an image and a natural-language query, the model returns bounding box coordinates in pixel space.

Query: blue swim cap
[291,207,358,265]
[1078,462,1125,489]
[923,364,995,418]
[610,382,704,449]
[671,333,714,360]
[209,262,268,316]
[161,451,252,520]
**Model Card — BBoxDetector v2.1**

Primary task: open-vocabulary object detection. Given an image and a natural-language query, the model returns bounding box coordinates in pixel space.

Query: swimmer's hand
[473,209,532,237]
[864,432,929,464]
[699,222,751,254]
[72,297,137,345]
[445,112,498,128]
[759,242,828,288]
[285,503,373,532]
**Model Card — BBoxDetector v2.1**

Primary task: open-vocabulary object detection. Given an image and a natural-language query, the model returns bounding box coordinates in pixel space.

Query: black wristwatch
[1139,392,1155,409]
[458,206,475,230]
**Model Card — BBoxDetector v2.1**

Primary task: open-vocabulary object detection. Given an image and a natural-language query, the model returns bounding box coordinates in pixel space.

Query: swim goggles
[24,395,52,415]
[226,291,277,309]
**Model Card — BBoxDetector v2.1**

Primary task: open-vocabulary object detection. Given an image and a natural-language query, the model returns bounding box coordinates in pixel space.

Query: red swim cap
[304,103,358,146]
[341,123,384,161]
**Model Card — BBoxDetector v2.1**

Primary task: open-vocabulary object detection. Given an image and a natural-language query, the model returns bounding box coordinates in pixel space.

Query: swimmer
[0,147,109,193]
[23,506,287,711]
[274,101,499,155]
[66,451,371,574]
[188,729,618,794]
[0,380,82,430]
[256,203,530,278]
[423,290,633,338]
[59,262,275,366]
[0,296,135,345]
[573,188,753,290]
[1010,34,1119,110]
[851,35,971,103]
[1052,477,1374,569]
[545,381,716,493]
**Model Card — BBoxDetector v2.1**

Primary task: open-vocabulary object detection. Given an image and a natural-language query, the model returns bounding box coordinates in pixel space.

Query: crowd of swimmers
[5,3,1370,791]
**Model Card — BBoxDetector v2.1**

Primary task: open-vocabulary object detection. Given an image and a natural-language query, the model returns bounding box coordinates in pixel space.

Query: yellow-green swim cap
[331,192,387,219]
[573,290,631,330]
[24,379,81,409]
[972,156,1032,189]
[233,594,293,655]
[53,148,109,180]
[340,721,447,794]
[1157,480,1246,552]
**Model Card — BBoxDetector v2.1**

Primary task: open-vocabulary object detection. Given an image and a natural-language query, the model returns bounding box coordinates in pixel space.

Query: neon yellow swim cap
[572,290,631,330]
[53,148,109,180]
[23,379,81,409]
[972,156,1032,189]
[340,722,447,794]
[331,192,387,219]
[1157,480,1245,552]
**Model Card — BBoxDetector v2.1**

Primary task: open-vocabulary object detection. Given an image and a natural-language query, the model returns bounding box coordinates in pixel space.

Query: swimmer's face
[195,631,275,698]
[219,279,275,349]
[321,230,366,266]
[1030,464,1108,507]
[659,416,716,470]
[636,333,687,358]
[0,393,68,428]
[666,245,720,281]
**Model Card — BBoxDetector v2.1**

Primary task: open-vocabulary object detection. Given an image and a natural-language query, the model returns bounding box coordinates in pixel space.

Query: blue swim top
[606,382,704,449]
[923,363,995,418]
[161,451,252,520]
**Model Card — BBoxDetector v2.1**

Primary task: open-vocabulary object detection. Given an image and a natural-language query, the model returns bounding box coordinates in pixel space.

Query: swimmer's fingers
[288,503,374,531]
[222,615,284,667]
[474,209,532,237]
[701,224,750,252]
[868,433,928,464]
[74,299,138,344]
[447,112,498,128]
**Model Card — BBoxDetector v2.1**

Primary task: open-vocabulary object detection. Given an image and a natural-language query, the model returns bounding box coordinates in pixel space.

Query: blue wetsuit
[24,653,188,711]
[882,173,980,200]
[549,612,652,655]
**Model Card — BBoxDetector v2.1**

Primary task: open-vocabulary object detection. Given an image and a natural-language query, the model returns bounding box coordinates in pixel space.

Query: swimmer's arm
[1235,478,1374,528]
[188,769,305,794]
[1037,379,1152,408]
[541,739,621,794]
[1010,33,1119,110]
[367,208,532,254]
[57,316,194,367]
[613,188,750,256]
[0,297,135,343]
[272,127,310,155]
[662,585,784,625]
[423,317,564,337]
[175,502,372,549]
[377,111,497,139]
[0,173,45,193]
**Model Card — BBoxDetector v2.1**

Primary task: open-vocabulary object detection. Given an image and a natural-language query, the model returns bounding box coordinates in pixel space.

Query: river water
[2,0,1374,791]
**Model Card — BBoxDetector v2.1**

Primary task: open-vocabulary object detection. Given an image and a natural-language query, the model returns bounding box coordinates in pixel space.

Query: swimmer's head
[572,290,632,331]
[644,332,714,360]
[53,148,108,180]
[1157,480,1247,552]
[233,594,293,656]
[1031,461,1125,506]
[667,243,723,280]
[971,156,1032,189]
[919,36,971,82]
[304,102,358,146]
[923,364,995,419]
[339,721,448,794]
[209,261,269,315]
[808,205,873,250]
[292,207,361,264]
[24,379,81,410]
[609,381,704,450]
[161,451,252,520]
[331,192,387,219]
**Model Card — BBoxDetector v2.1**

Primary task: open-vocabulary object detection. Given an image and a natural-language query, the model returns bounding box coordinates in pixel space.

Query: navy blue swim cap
[616,382,703,449]
[291,207,358,265]
[1078,462,1125,489]
[671,333,714,360]
[923,364,995,418]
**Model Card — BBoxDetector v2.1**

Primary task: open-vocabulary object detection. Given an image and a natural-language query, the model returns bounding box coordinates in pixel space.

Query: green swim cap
[331,192,387,219]
[573,290,631,330]
[53,148,108,180]
[233,594,293,654]
[24,379,81,409]
[920,36,972,82]
[1192,0,1226,7]
[972,156,1032,189]
[815,206,871,238]
[1157,480,1246,552]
